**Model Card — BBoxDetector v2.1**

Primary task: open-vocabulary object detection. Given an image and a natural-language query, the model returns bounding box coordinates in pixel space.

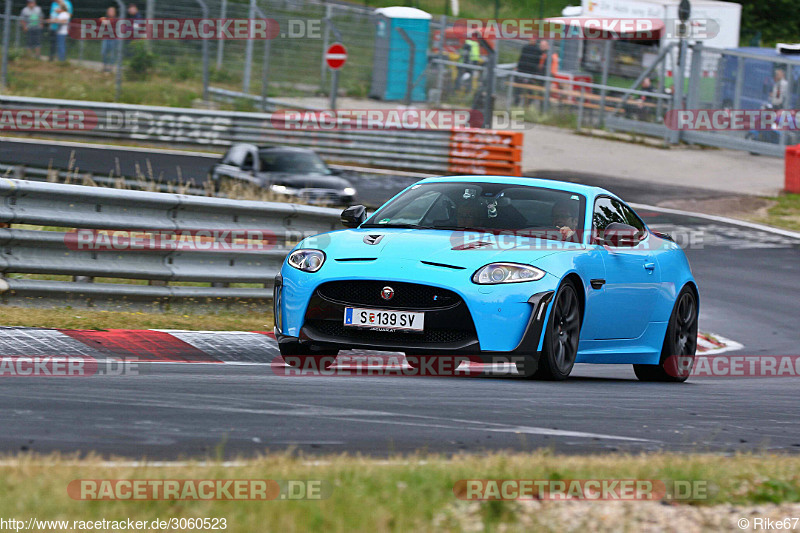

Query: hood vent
[420,261,466,270]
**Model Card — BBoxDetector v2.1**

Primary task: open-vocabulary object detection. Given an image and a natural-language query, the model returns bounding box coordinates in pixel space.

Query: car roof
[416,175,615,200]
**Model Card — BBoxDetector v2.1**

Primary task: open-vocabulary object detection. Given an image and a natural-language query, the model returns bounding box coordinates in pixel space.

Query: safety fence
[0,178,341,310]
[0,94,522,176]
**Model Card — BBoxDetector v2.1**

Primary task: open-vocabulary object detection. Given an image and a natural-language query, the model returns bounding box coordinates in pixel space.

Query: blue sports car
[274,176,699,381]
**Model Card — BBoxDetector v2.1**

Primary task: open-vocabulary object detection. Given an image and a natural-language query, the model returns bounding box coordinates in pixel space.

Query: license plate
[343,307,424,332]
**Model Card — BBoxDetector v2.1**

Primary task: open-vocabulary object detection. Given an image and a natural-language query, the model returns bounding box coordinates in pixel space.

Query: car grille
[316,281,459,310]
[306,320,471,344]
[298,189,339,203]
[302,282,478,349]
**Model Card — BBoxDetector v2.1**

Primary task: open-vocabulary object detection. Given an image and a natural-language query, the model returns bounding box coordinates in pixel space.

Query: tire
[279,342,337,371]
[530,280,582,381]
[633,286,698,382]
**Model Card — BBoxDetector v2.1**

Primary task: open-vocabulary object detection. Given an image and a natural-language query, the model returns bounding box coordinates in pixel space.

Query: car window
[222,145,247,166]
[593,197,646,244]
[616,201,646,232]
[363,182,586,240]
[259,151,331,174]
[241,152,255,171]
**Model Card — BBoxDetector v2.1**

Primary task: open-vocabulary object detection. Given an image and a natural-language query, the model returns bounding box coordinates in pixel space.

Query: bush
[125,42,156,81]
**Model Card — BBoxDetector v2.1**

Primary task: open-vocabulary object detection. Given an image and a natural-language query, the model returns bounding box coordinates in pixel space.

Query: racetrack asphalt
[1,139,799,459]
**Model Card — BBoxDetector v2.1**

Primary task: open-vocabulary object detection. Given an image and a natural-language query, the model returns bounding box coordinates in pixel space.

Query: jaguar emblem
[381,286,394,300]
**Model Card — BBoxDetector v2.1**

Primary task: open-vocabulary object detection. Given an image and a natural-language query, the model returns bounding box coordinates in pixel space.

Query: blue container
[370,7,431,102]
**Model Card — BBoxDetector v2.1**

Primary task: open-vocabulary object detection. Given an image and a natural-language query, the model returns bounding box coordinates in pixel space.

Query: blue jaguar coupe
[274,176,699,381]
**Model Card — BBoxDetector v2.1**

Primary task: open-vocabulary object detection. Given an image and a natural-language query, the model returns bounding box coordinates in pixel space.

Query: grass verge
[0,452,799,532]
[755,193,800,231]
[0,306,273,331]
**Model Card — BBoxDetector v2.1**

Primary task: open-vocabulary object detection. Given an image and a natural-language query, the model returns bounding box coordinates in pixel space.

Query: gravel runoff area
[435,501,800,532]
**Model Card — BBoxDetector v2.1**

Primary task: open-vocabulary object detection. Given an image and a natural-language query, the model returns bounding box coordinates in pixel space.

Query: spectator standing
[46,0,70,61]
[514,39,543,105]
[47,0,71,61]
[770,68,789,109]
[20,0,43,58]
[127,3,144,28]
[100,7,117,72]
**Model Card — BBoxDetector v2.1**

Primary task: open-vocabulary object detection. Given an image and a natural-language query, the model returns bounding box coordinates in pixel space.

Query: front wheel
[633,286,698,382]
[528,281,581,381]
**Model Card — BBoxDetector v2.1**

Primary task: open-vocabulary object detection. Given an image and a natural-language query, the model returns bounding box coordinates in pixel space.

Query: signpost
[325,43,347,110]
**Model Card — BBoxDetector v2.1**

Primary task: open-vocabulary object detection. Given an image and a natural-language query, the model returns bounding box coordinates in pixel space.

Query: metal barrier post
[242,0,255,93]
[599,40,611,128]
[216,0,226,70]
[577,86,585,130]
[1,0,11,89]
[478,37,496,129]
[256,6,271,112]
[781,62,793,146]
[196,0,210,102]
[543,39,553,112]
[320,4,332,91]
[396,28,415,106]
[733,56,744,109]
[671,39,687,144]
[327,22,342,110]
[686,42,703,110]
[113,1,125,102]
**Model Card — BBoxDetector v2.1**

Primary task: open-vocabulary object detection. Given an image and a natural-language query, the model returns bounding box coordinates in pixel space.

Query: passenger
[552,198,579,241]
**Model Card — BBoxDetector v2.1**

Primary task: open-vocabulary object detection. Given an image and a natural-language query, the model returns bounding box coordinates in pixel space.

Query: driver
[552,198,580,241]
[455,200,483,229]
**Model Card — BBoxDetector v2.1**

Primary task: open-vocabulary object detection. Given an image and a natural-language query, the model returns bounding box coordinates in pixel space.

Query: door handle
[644,262,656,272]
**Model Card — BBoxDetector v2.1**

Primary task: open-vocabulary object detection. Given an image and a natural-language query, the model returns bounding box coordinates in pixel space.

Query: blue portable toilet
[369,7,431,102]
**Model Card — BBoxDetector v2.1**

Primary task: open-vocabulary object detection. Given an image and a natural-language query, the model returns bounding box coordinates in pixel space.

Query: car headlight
[270,184,297,195]
[343,187,356,196]
[472,263,545,284]
[287,249,326,273]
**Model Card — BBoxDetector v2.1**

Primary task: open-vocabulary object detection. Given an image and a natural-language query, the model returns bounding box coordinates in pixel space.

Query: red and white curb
[0,327,741,368]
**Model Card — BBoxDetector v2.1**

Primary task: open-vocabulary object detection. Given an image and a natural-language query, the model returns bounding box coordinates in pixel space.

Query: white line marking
[696,333,744,356]
[630,202,800,240]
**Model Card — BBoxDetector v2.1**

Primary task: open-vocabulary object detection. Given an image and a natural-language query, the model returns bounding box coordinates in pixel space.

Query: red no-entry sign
[325,43,348,70]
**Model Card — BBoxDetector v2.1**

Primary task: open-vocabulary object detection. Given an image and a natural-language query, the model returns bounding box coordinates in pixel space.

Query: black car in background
[210,144,357,204]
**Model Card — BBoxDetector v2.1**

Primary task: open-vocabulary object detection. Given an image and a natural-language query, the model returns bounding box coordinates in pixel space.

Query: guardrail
[0,95,523,176]
[0,179,341,311]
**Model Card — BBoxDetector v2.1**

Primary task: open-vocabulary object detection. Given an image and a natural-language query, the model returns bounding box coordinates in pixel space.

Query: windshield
[363,182,587,240]
[258,150,331,174]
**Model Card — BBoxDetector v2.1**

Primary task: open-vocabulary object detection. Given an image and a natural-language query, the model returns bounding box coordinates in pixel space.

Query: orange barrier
[448,130,523,176]
[786,145,800,194]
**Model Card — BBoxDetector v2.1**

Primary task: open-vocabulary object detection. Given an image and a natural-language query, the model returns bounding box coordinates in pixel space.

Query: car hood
[258,172,351,190]
[303,228,583,272]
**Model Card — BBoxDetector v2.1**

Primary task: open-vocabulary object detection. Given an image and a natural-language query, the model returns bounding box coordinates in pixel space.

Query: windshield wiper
[360,223,419,229]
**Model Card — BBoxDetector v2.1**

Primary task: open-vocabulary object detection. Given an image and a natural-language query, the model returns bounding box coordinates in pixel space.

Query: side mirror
[329,167,342,176]
[596,222,640,247]
[341,205,367,228]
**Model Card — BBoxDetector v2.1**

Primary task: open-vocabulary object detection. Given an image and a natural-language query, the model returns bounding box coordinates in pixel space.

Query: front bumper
[274,271,556,364]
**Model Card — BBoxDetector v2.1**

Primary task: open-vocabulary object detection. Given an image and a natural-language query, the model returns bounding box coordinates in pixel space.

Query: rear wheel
[279,343,338,371]
[529,281,581,381]
[633,286,698,382]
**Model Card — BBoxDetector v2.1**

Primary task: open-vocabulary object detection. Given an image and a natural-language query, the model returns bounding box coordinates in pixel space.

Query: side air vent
[420,261,466,270]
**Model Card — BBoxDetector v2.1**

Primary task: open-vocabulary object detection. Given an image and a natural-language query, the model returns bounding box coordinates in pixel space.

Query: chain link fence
[1,2,799,156]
